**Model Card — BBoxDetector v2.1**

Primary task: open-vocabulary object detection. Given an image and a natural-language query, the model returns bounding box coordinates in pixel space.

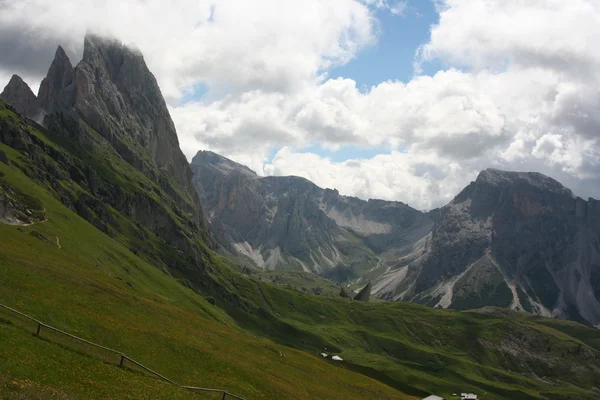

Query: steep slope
[1,35,213,280]
[373,169,600,326]
[0,122,409,399]
[191,150,433,279]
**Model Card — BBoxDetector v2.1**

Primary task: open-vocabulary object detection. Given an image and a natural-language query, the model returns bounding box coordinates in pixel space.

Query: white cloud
[0,0,378,101]
[264,147,471,210]
[2,0,600,208]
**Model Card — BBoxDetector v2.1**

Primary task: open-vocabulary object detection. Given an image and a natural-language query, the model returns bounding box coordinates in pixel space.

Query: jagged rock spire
[74,33,198,205]
[38,45,76,114]
[0,74,41,120]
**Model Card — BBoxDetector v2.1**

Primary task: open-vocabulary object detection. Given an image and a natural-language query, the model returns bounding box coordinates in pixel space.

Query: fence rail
[0,304,245,400]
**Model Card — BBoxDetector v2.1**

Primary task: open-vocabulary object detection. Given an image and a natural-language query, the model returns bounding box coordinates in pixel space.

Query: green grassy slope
[0,146,409,400]
[1,101,600,400]
[207,266,600,400]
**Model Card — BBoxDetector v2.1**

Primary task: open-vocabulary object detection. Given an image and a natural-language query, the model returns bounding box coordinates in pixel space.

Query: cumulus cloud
[2,0,600,209]
[264,147,471,210]
[0,0,377,100]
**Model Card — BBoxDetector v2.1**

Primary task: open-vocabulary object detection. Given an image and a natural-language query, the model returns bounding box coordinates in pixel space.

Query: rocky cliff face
[37,46,76,114]
[0,75,42,121]
[373,169,600,326]
[73,35,197,205]
[33,35,200,216]
[0,35,213,279]
[191,151,433,280]
[192,152,600,325]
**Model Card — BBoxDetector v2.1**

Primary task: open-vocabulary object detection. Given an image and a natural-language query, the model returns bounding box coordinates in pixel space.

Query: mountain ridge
[191,149,433,281]
[192,151,600,326]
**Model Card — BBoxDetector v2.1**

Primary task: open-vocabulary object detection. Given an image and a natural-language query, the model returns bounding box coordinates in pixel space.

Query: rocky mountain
[0,74,42,121]
[191,150,433,281]
[379,168,600,327]
[191,152,600,326]
[0,34,213,279]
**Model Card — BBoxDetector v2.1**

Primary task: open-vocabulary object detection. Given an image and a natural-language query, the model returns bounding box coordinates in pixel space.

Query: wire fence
[0,303,245,400]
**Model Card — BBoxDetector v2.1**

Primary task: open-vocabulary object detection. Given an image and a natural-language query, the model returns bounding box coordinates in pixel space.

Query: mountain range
[1,34,600,399]
[191,150,600,327]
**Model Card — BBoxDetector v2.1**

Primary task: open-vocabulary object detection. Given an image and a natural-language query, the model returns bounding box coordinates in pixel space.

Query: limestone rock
[354,282,372,302]
[37,46,76,114]
[73,34,197,206]
[377,168,600,326]
[0,75,42,120]
[339,286,350,298]
[190,150,432,276]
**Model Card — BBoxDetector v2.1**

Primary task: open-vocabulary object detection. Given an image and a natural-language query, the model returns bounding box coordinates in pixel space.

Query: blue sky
[176,1,442,164]
[294,0,440,163]
[331,1,439,87]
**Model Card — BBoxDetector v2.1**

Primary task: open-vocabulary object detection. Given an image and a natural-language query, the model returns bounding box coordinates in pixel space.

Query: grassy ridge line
[0,145,411,399]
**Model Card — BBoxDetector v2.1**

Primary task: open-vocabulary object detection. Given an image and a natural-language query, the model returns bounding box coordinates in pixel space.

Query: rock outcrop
[73,35,197,205]
[354,282,372,302]
[339,286,350,298]
[374,168,600,326]
[37,46,76,114]
[0,75,42,120]
[0,35,214,279]
[191,150,431,277]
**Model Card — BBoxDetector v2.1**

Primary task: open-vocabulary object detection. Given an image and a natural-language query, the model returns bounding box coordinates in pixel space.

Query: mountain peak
[83,33,119,58]
[38,45,75,114]
[191,150,258,177]
[75,34,199,203]
[6,74,26,86]
[82,33,144,68]
[475,168,573,195]
[0,74,41,120]
[54,45,69,61]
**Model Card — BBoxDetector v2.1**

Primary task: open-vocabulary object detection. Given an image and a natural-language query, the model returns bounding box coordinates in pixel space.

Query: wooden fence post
[119,354,125,368]
[222,392,227,400]
[36,323,41,336]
